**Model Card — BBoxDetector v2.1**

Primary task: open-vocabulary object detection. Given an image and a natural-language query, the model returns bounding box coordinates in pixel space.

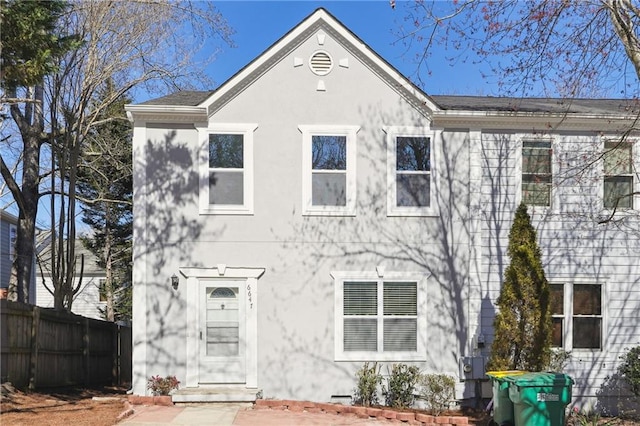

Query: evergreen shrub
[487,203,552,371]
[419,373,456,415]
[353,362,382,406]
[382,363,420,408]
[619,345,640,396]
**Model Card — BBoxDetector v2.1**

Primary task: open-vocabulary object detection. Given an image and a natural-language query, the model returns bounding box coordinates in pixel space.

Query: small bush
[353,362,382,406]
[419,373,456,416]
[546,349,571,372]
[147,375,180,396]
[568,406,601,426]
[382,363,421,408]
[619,346,640,396]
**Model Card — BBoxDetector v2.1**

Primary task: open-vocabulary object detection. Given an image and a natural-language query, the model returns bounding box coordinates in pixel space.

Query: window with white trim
[199,124,257,215]
[9,223,17,261]
[299,125,359,215]
[385,126,436,216]
[550,282,603,350]
[99,279,107,302]
[333,271,427,361]
[522,141,552,206]
[604,141,634,209]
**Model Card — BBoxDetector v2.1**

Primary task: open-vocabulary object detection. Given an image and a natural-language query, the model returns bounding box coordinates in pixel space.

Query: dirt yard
[2,382,639,426]
[0,383,127,426]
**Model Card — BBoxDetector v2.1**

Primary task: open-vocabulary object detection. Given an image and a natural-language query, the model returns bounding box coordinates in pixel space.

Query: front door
[198,281,246,384]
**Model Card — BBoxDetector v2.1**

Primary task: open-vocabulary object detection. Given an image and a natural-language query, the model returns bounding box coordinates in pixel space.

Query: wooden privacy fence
[0,299,131,389]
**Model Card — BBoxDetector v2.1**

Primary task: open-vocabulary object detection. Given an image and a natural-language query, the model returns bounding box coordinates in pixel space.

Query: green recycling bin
[508,372,573,426]
[486,371,527,426]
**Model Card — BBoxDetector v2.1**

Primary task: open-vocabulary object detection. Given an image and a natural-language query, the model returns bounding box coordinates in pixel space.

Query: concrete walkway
[119,403,247,425]
[119,403,397,425]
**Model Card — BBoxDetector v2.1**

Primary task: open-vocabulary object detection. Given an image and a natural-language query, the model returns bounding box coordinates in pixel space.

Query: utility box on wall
[459,356,486,381]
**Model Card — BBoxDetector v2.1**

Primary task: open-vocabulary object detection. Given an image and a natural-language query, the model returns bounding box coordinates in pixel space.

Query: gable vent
[309,50,333,76]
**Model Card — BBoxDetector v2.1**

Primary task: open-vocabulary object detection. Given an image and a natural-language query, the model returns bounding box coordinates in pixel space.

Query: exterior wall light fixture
[171,274,179,290]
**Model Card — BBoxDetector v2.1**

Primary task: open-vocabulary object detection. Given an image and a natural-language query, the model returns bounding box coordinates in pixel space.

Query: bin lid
[486,370,528,380]
[509,372,573,387]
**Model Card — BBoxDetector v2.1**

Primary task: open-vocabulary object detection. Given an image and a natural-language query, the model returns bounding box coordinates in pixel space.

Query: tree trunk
[6,86,44,304]
[105,241,115,322]
[10,208,37,303]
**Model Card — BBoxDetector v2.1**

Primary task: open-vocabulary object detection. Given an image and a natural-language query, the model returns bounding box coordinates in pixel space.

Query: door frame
[180,265,264,388]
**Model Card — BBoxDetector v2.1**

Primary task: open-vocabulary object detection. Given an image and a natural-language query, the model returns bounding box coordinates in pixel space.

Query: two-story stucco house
[126,8,640,411]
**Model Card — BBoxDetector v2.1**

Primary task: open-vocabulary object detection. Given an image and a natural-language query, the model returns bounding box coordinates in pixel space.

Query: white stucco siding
[131,30,475,400]
[168,240,468,400]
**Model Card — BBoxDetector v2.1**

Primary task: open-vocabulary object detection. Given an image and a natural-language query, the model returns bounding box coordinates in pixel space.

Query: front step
[171,386,260,403]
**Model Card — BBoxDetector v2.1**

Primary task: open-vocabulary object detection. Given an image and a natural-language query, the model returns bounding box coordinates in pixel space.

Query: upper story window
[385,126,437,216]
[9,223,17,261]
[332,271,427,361]
[199,124,257,215]
[299,125,359,216]
[550,282,603,351]
[604,141,634,209]
[209,134,244,204]
[522,141,552,206]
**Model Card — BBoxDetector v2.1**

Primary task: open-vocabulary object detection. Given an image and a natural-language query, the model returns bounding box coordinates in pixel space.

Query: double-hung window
[99,279,107,302]
[333,271,427,361]
[604,141,634,209]
[199,124,257,215]
[299,125,359,215]
[385,126,436,216]
[522,141,552,206]
[9,223,16,261]
[550,282,603,350]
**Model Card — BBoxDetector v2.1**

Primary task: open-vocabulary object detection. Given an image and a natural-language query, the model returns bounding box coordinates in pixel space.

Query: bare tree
[398,0,640,221]
[1,0,233,309]
[398,0,639,98]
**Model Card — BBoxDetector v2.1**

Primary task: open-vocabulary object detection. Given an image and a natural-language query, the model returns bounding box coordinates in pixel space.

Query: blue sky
[208,1,497,96]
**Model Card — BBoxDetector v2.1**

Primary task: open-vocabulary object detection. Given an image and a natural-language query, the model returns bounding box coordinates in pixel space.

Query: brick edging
[117,401,136,421]
[127,395,174,406]
[254,399,472,425]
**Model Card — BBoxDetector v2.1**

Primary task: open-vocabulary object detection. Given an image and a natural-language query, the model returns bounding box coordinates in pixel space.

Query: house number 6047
[247,283,253,309]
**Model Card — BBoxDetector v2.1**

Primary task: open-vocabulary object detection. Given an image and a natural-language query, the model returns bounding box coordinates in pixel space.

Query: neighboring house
[125,8,640,411]
[0,210,36,304]
[36,241,107,320]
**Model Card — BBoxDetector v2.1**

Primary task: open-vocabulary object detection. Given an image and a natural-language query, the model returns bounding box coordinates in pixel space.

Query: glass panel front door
[206,287,239,356]
[199,282,245,384]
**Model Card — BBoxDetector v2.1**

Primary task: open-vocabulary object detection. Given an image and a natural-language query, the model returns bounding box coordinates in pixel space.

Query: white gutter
[124,105,208,123]
[433,109,635,131]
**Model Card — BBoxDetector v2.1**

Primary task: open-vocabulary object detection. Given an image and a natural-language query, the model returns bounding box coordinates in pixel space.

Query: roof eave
[125,105,208,123]
[433,110,635,132]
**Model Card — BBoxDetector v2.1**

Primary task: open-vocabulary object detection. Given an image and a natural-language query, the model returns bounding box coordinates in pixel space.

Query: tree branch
[0,154,26,213]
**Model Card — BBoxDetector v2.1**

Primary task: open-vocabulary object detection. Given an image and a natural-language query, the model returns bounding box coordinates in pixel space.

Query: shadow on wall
[596,373,640,418]
[480,131,640,409]
[267,122,640,405]
[262,103,478,399]
[132,129,219,385]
